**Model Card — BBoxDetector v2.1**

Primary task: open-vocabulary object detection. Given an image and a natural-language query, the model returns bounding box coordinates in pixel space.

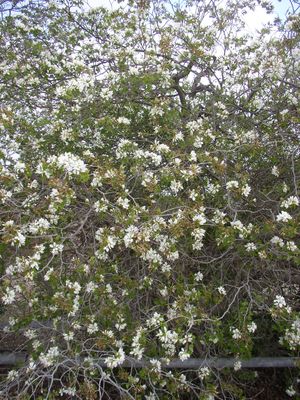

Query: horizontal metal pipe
[0,353,298,369]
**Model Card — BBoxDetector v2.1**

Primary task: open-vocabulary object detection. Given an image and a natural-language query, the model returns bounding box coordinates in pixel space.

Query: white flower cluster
[94,199,108,213]
[11,231,26,246]
[192,228,206,250]
[226,180,239,190]
[2,285,21,305]
[48,153,87,176]
[284,319,300,350]
[134,149,162,166]
[230,327,242,340]
[170,180,183,194]
[130,327,144,360]
[271,166,279,176]
[194,271,203,282]
[87,322,99,334]
[91,171,102,187]
[156,327,178,356]
[105,347,125,369]
[66,280,81,294]
[150,358,161,372]
[281,196,299,209]
[274,295,286,308]
[28,218,50,234]
[198,366,210,379]
[50,242,64,255]
[276,211,292,223]
[231,220,253,239]
[234,360,242,371]
[39,346,60,367]
[218,286,226,295]
[146,312,164,328]
[242,184,251,197]
[178,348,190,361]
[117,197,130,209]
[186,120,202,133]
[245,242,257,252]
[149,106,164,117]
[59,387,76,396]
[115,139,137,159]
[247,322,257,333]
[123,225,139,248]
[117,116,130,125]
[270,236,298,252]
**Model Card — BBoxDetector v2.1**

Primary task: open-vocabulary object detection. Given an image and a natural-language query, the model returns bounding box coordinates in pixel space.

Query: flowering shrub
[0,0,299,398]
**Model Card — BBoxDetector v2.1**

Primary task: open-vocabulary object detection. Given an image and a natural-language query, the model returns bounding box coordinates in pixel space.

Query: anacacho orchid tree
[0,0,299,398]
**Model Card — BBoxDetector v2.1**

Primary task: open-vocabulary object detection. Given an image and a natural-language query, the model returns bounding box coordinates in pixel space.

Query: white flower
[231,327,242,340]
[245,242,257,252]
[63,331,74,341]
[242,184,251,197]
[276,211,292,223]
[66,280,81,294]
[226,180,239,190]
[218,286,226,295]
[159,286,168,297]
[170,180,183,194]
[12,231,26,246]
[50,242,64,255]
[14,161,26,173]
[147,312,164,328]
[286,386,296,397]
[193,213,206,225]
[7,370,18,381]
[49,152,87,176]
[117,116,130,125]
[234,360,242,371]
[271,236,284,247]
[150,358,161,372]
[284,319,300,350]
[189,150,197,162]
[274,295,286,308]
[193,135,203,148]
[247,322,257,333]
[117,197,130,209]
[86,282,97,293]
[59,387,76,396]
[179,349,190,361]
[173,131,184,142]
[198,366,210,379]
[156,327,178,355]
[44,267,54,281]
[271,166,279,177]
[94,200,108,213]
[281,196,299,209]
[194,271,203,282]
[24,329,37,340]
[87,322,99,334]
[39,346,60,367]
[286,241,298,252]
[105,348,125,368]
[150,106,164,117]
[2,287,16,304]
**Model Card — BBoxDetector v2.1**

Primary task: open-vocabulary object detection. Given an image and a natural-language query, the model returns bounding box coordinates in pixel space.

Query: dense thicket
[0,0,299,398]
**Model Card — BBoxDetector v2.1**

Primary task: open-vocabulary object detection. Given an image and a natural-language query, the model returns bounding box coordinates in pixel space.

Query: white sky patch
[84,0,291,34]
[244,6,273,34]
[85,0,119,9]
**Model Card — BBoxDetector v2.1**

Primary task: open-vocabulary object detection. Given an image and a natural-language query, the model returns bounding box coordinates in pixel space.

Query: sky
[85,0,292,33]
